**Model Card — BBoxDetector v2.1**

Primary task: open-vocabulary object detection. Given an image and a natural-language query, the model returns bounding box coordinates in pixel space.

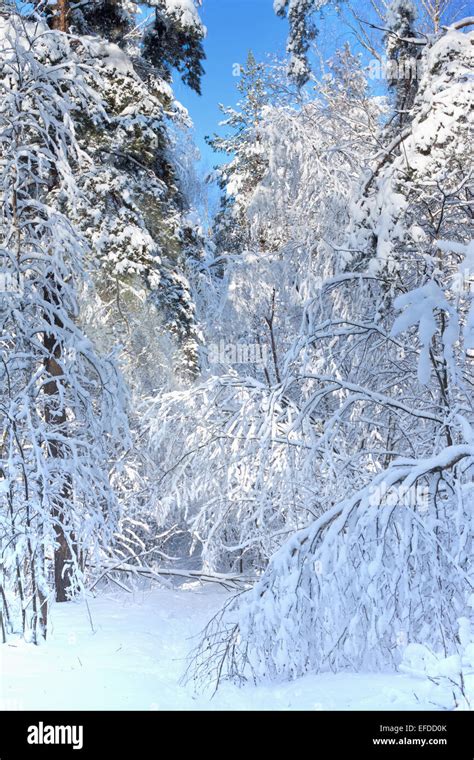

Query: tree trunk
[51,0,69,32]
[43,278,75,603]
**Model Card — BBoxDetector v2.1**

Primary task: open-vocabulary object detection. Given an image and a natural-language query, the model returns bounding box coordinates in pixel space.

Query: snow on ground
[0,585,445,711]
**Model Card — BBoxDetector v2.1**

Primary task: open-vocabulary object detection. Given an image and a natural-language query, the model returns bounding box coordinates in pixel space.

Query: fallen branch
[90,562,254,593]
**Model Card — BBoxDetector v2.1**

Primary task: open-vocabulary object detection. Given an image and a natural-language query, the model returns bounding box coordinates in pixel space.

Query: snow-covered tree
[0,2,209,589]
[20,0,206,392]
[207,50,271,256]
[67,1,206,386]
[274,0,333,86]
[384,0,423,128]
[69,35,203,388]
[142,0,206,95]
[0,14,128,641]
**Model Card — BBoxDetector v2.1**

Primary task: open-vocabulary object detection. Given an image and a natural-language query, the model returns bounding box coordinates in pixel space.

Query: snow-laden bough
[188,444,473,688]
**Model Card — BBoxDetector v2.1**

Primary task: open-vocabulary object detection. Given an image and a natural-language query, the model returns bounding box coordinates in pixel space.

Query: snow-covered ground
[0,585,449,711]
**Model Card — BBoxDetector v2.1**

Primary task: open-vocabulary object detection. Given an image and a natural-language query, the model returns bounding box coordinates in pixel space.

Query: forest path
[0,586,439,710]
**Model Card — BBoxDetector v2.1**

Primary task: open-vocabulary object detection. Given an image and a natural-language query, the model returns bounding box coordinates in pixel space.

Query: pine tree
[15,0,207,592]
[208,51,270,255]
[274,0,332,86]
[70,0,132,41]
[143,0,206,95]
[384,0,423,129]
[24,0,205,385]
[69,35,202,386]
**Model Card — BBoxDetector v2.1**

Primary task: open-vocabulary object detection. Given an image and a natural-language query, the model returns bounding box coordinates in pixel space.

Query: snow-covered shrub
[188,447,473,685]
[400,613,474,710]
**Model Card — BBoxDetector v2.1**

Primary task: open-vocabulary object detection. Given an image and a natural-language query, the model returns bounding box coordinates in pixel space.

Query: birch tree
[0,13,128,640]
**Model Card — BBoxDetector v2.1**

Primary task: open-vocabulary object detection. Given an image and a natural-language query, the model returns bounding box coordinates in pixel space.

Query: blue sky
[172,0,289,174]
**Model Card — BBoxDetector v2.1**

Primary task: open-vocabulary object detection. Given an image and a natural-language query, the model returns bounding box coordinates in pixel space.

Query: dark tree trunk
[43,278,75,603]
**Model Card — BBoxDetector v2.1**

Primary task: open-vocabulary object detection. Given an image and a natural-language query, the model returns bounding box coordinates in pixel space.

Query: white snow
[0,587,454,711]
[80,36,135,75]
[161,0,206,34]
